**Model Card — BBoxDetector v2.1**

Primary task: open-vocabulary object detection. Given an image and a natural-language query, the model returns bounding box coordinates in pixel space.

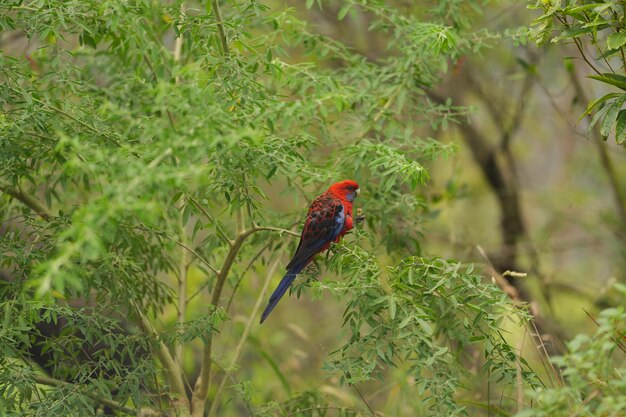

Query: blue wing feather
[285,205,344,270]
[260,198,345,323]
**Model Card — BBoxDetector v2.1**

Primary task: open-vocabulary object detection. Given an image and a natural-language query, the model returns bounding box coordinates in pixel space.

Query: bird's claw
[355,208,365,224]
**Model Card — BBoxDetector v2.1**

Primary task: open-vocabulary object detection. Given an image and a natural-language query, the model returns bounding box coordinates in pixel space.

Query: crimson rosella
[260,180,360,323]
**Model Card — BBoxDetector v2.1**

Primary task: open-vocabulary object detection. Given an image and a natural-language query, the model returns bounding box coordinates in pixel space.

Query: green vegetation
[0,1,624,416]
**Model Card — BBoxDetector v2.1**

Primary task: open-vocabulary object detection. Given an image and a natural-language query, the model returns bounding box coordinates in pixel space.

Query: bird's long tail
[260,263,307,323]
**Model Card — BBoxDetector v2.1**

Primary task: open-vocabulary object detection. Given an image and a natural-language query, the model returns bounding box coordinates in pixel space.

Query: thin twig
[516,327,528,411]
[249,225,300,238]
[186,225,297,304]
[583,308,626,354]
[30,97,99,134]
[187,195,232,245]
[572,37,602,75]
[172,238,219,276]
[174,3,187,65]
[569,389,599,417]
[352,383,376,417]
[225,240,274,313]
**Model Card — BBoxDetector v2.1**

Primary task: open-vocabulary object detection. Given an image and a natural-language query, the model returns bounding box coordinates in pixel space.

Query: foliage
[322,250,537,415]
[0,0,624,417]
[528,0,626,144]
[516,285,626,417]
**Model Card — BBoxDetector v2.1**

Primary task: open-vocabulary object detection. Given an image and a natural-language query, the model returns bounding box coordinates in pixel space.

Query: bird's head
[328,180,360,202]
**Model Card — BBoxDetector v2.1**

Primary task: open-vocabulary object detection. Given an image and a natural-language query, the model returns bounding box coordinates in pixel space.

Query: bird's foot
[306,261,321,276]
[355,207,365,225]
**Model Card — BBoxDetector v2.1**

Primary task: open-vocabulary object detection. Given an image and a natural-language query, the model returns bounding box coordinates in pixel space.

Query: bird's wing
[285,194,345,271]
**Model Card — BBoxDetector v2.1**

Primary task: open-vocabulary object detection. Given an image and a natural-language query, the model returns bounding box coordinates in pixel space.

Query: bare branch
[225,240,274,313]
[583,308,626,354]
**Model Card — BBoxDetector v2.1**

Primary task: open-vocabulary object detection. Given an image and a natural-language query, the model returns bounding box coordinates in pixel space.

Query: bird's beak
[355,188,360,197]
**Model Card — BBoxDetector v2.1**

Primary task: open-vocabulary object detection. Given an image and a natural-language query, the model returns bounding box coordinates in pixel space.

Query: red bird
[260,180,360,323]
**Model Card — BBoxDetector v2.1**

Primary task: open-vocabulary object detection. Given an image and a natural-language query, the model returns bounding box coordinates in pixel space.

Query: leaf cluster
[528,0,626,144]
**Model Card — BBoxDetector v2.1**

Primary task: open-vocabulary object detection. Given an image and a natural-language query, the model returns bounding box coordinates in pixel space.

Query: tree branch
[189,218,247,416]
[476,246,565,386]
[174,3,186,64]
[211,0,229,56]
[428,70,569,353]
[208,255,281,417]
[129,299,189,409]
[0,183,51,220]
[186,224,298,304]
[189,218,299,415]
[176,211,189,367]
[250,225,301,238]
[225,240,274,313]
[32,374,136,414]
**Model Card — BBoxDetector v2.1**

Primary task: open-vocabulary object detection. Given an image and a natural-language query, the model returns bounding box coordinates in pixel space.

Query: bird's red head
[328,180,360,203]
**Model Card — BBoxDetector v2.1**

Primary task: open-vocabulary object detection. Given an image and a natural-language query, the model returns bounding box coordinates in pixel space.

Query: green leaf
[582,93,621,118]
[614,282,626,294]
[601,96,626,137]
[588,73,626,91]
[615,109,626,144]
[337,4,351,21]
[551,25,592,43]
[389,296,396,320]
[531,18,553,46]
[266,164,278,179]
[588,103,611,131]
[607,32,626,50]
[305,0,314,9]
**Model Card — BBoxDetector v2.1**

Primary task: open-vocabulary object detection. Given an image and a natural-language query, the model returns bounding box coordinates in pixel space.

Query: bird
[260,180,360,323]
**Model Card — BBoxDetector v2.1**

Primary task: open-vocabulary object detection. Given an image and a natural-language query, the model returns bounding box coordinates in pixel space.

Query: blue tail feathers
[260,264,307,323]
